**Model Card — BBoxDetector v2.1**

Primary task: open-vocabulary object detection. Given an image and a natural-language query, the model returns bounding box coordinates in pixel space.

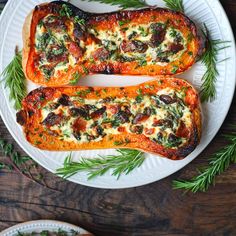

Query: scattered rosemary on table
[164,0,233,192]
[0,139,39,186]
[0,138,61,192]
[0,0,233,189]
[56,149,145,180]
[173,132,236,193]
[81,0,148,9]
[1,48,26,110]
[163,0,184,12]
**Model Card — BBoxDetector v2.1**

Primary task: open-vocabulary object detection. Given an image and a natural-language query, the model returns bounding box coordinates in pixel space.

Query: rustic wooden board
[0,0,236,235]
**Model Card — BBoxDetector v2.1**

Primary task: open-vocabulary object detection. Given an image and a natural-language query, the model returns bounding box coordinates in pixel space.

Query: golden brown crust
[17,77,202,160]
[22,2,205,86]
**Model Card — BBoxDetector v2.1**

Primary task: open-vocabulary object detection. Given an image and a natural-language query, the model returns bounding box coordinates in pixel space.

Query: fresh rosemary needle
[173,133,236,193]
[1,49,27,110]
[163,0,184,12]
[0,138,61,192]
[200,27,230,103]
[57,149,145,180]
[162,0,230,103]
[80,0,148,9]
[0,5,4,14]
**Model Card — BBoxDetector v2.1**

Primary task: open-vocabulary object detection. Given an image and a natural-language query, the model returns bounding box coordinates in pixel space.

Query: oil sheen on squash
[23,2,205,85]
[17,78,201,160]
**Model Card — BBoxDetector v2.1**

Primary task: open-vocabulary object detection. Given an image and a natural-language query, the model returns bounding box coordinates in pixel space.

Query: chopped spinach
[138,26,148,37]
[135,95,143,103]
[138,59,147,67]
[118,19,131,26]
[74,16,85,25]
[40,67,54,81]
[171,65,179,73]
[76,88,92,97]
[70,71,82,85]
[59,4,73,18]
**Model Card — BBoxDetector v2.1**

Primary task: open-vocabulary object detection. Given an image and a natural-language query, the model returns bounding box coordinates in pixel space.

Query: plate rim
[0,0,235,189]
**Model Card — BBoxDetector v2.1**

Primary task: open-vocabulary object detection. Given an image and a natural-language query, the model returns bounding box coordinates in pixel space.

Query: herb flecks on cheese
[89,23,186,64]
[34,6,187,81]
[40,88,192,149]
[35,14,85,80]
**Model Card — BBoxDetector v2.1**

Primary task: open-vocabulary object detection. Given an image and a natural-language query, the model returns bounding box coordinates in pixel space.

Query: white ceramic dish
[0,0,235,189]
[0,220,91,236]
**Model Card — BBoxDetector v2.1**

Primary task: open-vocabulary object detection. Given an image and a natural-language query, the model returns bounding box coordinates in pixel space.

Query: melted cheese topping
[94,24,185,63]
[40,88,192,149]
[34,10,188,81]
[88,23,186,64]
[35,14,81,79]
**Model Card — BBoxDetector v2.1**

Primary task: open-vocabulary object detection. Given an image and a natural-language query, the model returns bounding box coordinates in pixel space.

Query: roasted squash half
[23,1,205,86]
[16,77,201,160]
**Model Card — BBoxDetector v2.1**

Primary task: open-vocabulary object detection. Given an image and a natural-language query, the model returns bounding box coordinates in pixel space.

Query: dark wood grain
[1,0,236,235]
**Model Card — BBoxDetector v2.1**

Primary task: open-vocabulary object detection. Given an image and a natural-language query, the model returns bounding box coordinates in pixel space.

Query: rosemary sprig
[0,139,39,183]
[81,0,148,9]
[163,0,184,12]
[1,49,27,110]
[0,138,60,192]
[0,5,4,14]
[173,133,236,193]
[200,27,230,102]
[163,0,230,103]
[57,149,145,180]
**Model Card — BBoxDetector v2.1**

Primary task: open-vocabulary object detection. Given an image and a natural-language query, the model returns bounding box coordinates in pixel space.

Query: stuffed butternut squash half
[16,78,201,160]
[23,1,205,86]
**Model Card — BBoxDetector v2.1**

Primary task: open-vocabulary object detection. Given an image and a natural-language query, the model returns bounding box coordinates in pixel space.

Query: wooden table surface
[0,0,236,235]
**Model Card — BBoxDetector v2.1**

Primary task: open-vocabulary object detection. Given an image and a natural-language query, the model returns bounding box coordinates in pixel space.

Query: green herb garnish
[173,132,236,193]
[82,65,89,74]
[74,16,85,25]
[169,27,178,38]
[138,59,147,67]
[81,0,148,9]
[163,0,184,12]
[70,71,82,85]
[59,4,73,18]
[187,32,194,42]
[57,150,145,180]
[138,26,148,37]
[163,0,230,103]
[1,49,26,110]
[118,20,131,26]
[171,65,179,74]
[0,139,60,192]
[41,67,54,81]
[76,88,92,97]
[200,26,230,102]
[135,95,143,103]
[114,138,131,146]
[0,5,4,14]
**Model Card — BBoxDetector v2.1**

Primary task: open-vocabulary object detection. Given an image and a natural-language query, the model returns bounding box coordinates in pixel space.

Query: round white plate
[0,0,235,189]
[0,220,91,236]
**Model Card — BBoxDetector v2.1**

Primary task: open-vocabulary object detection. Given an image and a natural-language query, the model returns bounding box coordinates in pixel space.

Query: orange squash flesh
[16,77,201,160]
[23,1,205,86]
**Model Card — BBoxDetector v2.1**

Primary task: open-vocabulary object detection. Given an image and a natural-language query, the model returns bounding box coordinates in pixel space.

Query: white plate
[0,220,91,236]
[0,0,235,189]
